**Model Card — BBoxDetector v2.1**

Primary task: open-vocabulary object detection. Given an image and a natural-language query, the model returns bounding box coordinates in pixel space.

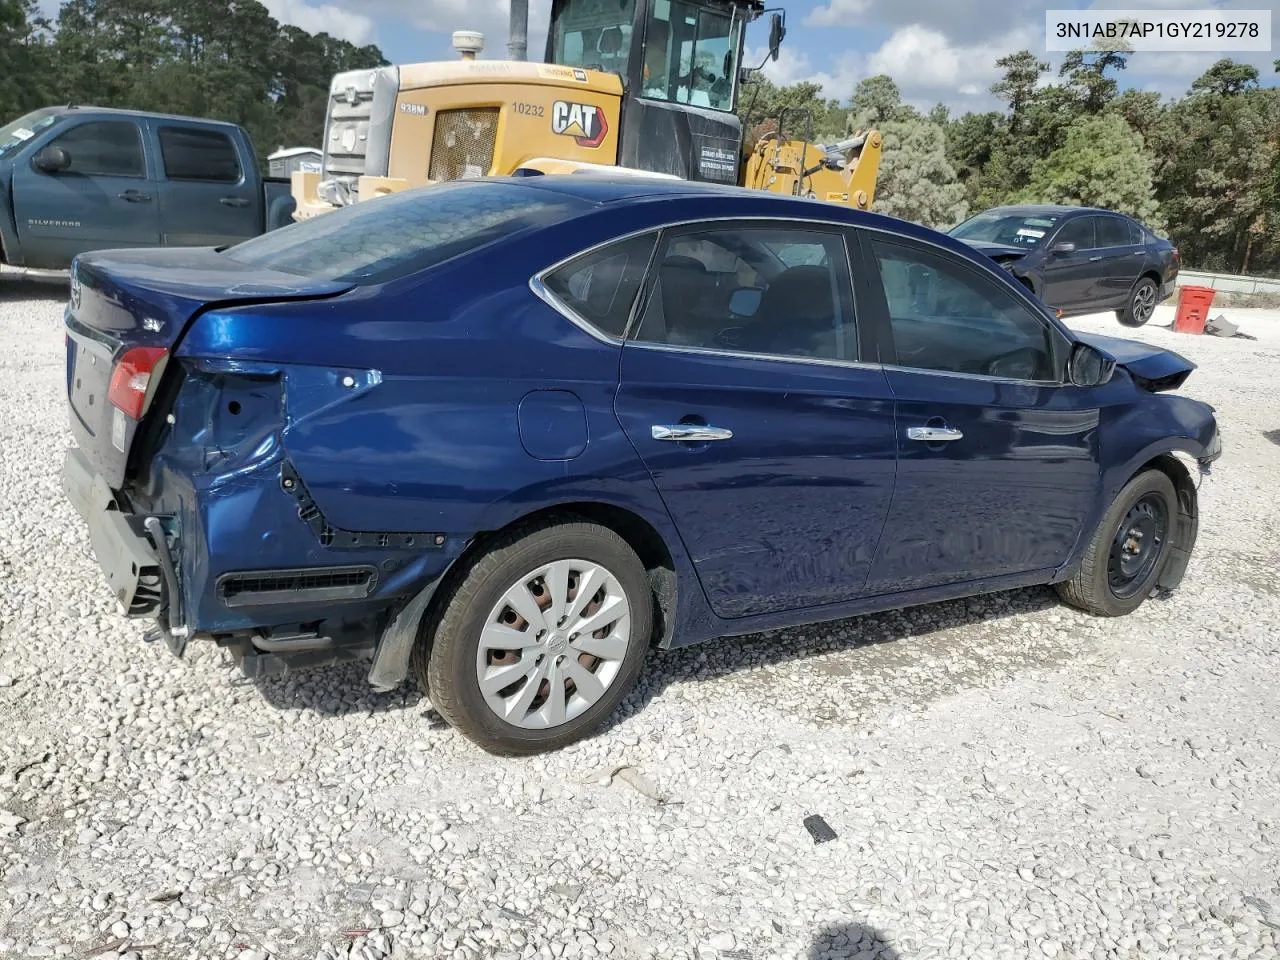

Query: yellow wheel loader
[291,1,881,220]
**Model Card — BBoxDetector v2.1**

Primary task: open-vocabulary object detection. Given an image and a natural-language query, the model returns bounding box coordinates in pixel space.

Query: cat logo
[551,101,608,148]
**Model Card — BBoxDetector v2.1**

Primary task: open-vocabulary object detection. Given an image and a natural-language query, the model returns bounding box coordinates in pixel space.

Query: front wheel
[414,520,653,755]
[1056,470,1178,616]
[1117,277,1158,327]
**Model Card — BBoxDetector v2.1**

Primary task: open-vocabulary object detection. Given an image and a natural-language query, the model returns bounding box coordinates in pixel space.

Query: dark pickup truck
[0,106,296,270]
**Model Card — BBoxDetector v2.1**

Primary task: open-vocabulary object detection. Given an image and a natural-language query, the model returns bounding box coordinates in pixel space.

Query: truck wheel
[414,520,652,755]
[1117,277,1158,327]
[1055,470,1178,617]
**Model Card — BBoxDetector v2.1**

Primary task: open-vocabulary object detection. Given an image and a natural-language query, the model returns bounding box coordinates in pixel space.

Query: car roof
[45,104,244,129]
[978,203,1128,219]
[485,174,958,247]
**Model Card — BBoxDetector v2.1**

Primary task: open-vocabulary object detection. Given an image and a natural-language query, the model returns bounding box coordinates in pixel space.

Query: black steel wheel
[1106,493,1169,600]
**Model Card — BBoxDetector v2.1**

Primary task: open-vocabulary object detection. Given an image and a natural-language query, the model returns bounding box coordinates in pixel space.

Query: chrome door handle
[1132,251,1146,256]
[219,197,250,207]
[117,190,152,202]
[651,424,733,442]
[1088,255,1103,262]
[907,426,963,442]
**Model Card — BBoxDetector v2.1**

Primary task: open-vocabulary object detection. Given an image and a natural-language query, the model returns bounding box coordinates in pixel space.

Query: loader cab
[547,0,763,184]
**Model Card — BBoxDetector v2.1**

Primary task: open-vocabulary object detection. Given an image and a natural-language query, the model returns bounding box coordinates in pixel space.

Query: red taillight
[107,346,168,420]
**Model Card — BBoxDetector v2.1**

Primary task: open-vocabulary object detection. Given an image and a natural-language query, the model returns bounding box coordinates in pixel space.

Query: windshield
[642,0,741,112]
[949,211,1063,248]
[549,0,636,78]
[0,108,63,159]
[222,180,590,285]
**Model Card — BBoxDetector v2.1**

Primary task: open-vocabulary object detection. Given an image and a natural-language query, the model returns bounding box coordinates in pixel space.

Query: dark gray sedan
[949,204,1180,327]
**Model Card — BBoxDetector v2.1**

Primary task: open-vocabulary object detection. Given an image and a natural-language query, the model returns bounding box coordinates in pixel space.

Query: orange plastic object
[1173,285,1215,335]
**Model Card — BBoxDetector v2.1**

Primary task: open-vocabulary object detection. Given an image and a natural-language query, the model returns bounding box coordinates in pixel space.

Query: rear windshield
[949,211,1063,248]
[222,180,591,285]
[0,108,63,158]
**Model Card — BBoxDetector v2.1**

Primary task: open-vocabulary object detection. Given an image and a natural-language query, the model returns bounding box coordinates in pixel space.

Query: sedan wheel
[1056,469,1178,616]
[1118,277,1158,327]
[414,520,652,755]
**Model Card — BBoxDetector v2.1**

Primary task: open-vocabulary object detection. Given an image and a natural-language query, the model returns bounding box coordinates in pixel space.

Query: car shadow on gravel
[248,586,1061,731]
[0,275,68,302]
[809,921,902,959]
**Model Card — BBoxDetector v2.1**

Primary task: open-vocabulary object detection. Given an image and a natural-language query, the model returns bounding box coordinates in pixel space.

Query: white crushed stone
[1,279,1278,960]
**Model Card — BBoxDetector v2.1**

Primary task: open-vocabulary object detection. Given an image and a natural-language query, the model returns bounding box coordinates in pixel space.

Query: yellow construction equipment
[291,1,881,220]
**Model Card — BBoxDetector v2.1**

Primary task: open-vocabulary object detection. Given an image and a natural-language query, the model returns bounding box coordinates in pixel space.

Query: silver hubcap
[475,559,631,730]
[1134,283,1156,322]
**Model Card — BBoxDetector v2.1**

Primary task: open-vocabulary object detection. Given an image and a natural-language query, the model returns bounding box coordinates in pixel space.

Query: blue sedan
[61,175,1221,754]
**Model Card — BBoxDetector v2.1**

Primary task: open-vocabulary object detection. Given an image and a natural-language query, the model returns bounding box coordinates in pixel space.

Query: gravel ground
[2,279,1279,960]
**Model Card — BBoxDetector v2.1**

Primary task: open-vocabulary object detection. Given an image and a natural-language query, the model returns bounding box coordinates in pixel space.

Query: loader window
[642,0,741,112]
[549,0,635,77]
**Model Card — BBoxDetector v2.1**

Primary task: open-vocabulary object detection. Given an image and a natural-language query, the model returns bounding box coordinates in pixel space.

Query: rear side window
[159,127,242,182]
[542,233,657,339]
[223,181,590,285]
[1096,216,1132,248]
[47,121,144,177]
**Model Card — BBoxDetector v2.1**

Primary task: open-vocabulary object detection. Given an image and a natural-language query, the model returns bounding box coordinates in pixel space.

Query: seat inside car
[738,265,839,358]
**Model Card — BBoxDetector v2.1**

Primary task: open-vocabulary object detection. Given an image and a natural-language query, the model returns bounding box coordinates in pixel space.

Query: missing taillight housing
[108,346,169,419]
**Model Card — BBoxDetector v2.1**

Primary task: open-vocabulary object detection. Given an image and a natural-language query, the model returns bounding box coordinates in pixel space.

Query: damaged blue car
[62,175,1221,754]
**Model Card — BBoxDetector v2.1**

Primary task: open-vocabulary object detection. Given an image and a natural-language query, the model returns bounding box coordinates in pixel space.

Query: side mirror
[33,145,70,174]
[729,287,763,317]
[768,13,785,61]
[1068,341,1116,387]
[1051,241,1076,256]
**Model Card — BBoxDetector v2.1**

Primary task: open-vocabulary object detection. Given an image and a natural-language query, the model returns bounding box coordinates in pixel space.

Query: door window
[1053,217,1096,250]
[541,232,657,338]
[46,121,145,177]
[633,224,856,362]
[159,127,242,183]
[1096,215,1132,248]
[871,238,1057,382]
[641,0,740,112]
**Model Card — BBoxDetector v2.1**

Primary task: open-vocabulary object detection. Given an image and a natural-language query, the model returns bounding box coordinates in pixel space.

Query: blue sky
[262,0,1277,113]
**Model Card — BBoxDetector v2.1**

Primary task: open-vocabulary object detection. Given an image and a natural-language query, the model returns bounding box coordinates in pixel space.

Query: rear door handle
[1088,255,1103,262]
[117,190,152,202]
[907,426,963,442]
[652,424,733,442]
[219,197,250,208]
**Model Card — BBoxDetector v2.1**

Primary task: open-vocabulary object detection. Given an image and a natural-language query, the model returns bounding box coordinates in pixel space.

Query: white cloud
[744,44,816,86]
[409,0,551,59]
[804,0,872,29]
[260,0,377,45]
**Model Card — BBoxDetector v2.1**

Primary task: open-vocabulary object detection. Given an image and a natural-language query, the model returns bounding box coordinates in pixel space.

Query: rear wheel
[1056,470,1177,616]
[414,520,652,755]
[1117,276,1158,327]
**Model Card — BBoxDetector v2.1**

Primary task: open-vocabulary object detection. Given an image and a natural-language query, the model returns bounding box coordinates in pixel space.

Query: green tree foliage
[1,0,385,168]
[1017,113,1162,229]
[990,50,1046,132]
[1190,58,1259,97]
[1058,46,1129,113]
[736,75,844,147]
[875,113,967,228]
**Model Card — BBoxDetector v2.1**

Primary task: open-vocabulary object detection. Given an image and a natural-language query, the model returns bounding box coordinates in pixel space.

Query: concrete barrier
[1178,269,1280,296]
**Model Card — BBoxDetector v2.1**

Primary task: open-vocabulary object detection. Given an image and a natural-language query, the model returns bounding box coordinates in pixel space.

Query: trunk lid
[66,246,352,488]
[1075,331,1196,392]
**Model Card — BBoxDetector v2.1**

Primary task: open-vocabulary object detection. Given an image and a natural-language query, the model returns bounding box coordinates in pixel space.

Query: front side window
[1053,217,1096,250]
[871,238,1056,382]
[642,0,740,112]
[542,232,657,339]
[46,121,145,178]
[634,224,856,361]
[223,180,590,285]
[548,0,635,77]
[159,127,242,183]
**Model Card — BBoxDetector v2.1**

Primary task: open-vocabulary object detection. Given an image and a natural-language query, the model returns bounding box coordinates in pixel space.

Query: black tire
[1056,470,1178,616]
[1117,276,1158,327]
[413,519,653,755]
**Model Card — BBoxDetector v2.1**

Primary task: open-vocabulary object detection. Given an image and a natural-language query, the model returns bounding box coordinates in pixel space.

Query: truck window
[44,121,145,178]
[222,180,591,285]
[159,127,243,183]
[641,0,740,112]
[549,0,635,77]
